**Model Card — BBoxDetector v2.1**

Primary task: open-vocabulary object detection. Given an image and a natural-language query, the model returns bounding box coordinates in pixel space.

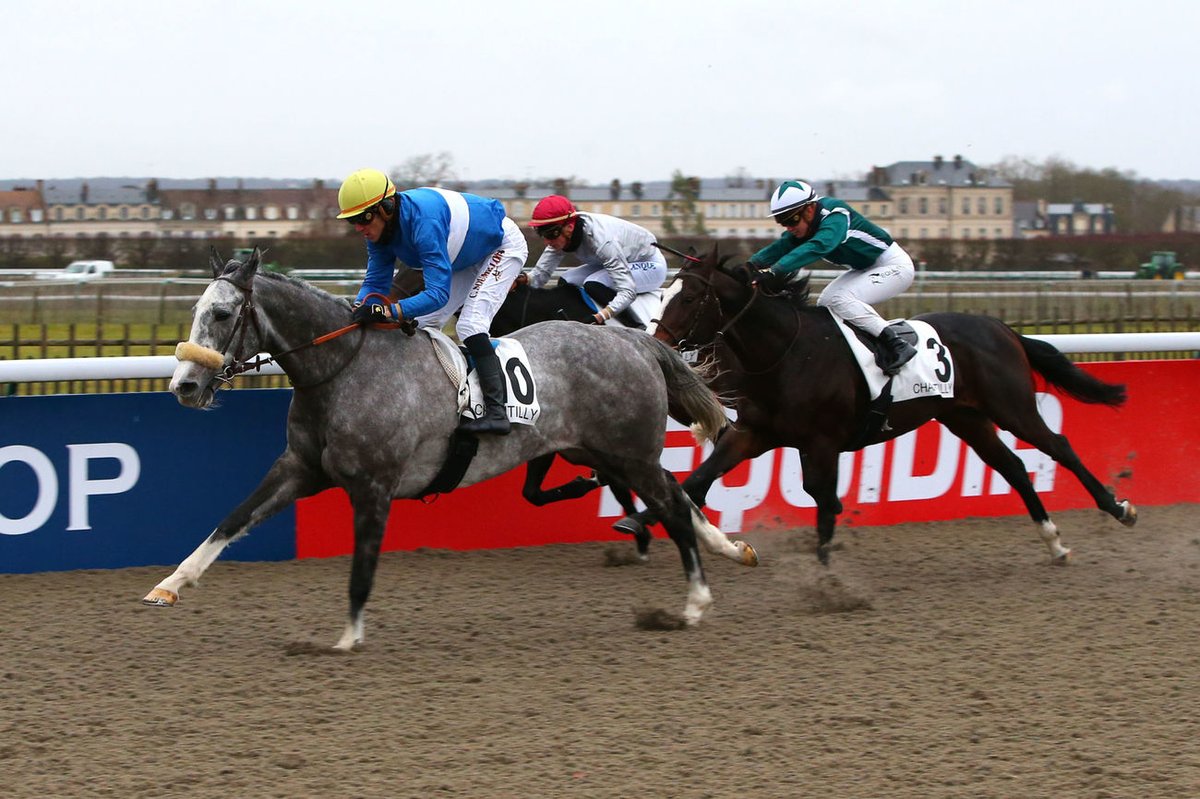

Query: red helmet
[530,195,577,228]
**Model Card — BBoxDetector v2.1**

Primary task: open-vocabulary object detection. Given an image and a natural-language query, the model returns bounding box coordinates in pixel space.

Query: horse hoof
[141,587,178,607]
[613,517,645,538]
[1051,548,1072,566]
[736,541,759,567]
[1119,500,1138,528]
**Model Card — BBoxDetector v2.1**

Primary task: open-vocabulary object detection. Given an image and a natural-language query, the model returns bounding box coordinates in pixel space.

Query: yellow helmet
[337,168,396,218]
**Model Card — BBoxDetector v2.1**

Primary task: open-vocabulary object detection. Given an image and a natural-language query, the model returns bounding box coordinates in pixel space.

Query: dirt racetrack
[2,504,1197,799]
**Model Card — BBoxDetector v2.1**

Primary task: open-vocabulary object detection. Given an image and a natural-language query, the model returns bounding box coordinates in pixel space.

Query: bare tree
[390,152,457,189]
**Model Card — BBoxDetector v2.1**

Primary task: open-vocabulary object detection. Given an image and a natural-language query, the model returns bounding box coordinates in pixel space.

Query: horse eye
[212,308,232,322]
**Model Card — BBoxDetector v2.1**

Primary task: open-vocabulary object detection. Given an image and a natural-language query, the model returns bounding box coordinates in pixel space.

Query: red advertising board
[295,360,1200,558]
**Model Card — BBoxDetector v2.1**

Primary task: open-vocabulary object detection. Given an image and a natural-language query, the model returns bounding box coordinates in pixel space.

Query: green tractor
[1137,251,1185,280]
[232,247,284,273]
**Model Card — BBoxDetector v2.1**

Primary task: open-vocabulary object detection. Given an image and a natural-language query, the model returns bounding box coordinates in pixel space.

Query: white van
[53,260,116,280]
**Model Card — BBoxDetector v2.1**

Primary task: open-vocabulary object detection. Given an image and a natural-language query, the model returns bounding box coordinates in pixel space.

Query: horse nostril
[175,380,198,398]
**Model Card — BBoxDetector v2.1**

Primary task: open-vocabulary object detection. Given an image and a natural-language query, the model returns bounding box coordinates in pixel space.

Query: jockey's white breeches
[816,242,915,336]
[416,217,529,340]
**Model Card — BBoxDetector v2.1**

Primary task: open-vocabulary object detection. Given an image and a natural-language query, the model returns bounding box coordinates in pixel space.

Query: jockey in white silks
[525,194,667,330]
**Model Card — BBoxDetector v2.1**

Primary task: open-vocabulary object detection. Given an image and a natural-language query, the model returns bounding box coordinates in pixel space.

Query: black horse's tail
[1019,335,1127,407]
[621,331,728,442]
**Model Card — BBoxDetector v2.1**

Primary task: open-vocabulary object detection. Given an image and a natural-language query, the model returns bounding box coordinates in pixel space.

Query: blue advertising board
[0,389,295,573]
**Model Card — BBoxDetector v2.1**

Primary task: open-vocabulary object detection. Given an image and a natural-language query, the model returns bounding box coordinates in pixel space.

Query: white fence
[0,332,1197,384]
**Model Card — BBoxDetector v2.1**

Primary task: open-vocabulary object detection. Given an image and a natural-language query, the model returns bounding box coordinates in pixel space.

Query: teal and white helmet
[768,180,819,218]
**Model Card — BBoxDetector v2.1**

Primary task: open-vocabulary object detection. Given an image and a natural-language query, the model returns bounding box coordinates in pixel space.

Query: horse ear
[210,247,225,279]
[236,247,263,283]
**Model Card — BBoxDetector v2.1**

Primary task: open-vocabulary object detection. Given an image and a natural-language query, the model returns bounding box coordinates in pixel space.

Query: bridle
[199,273,370,391]
[655,269,803,375]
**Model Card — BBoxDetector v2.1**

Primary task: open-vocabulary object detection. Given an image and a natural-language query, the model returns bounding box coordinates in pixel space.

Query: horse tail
[626,332,729,443]
[1018,335,1127,407]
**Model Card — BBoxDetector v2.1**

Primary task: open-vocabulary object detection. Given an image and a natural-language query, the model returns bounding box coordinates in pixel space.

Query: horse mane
[714,254,813,309]
[250,267,351,308]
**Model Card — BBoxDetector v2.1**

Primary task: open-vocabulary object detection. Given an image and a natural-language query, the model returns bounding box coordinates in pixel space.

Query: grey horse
[142,249,757,650]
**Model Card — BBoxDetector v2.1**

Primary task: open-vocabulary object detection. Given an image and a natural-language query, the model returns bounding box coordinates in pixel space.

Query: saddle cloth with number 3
[834,318,956,403]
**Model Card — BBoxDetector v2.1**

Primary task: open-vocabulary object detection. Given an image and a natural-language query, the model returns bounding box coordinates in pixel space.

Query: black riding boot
[877,324,918,376]
[584,282,645,329]
[460,333,511,435]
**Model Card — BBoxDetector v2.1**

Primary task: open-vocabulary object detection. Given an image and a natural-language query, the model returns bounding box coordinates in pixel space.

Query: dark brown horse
[622,249,1137,564]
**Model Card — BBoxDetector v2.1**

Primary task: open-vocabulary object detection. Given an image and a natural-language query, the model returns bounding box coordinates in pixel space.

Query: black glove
[752,268,790,294]
[352,301,388,324]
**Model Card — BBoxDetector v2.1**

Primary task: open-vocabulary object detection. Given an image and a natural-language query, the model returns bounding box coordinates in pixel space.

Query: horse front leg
[334,491,393,651]
[143,451,327,607]
[615,426,765,567]
[800,447,844,566]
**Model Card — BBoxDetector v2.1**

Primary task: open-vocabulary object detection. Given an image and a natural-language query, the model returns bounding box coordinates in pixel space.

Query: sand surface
[2,504,1197,798]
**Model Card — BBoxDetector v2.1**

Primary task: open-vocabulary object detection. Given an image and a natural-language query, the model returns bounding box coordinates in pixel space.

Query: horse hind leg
[615,462,714,625]
[1001,415,1136,527]
[942,411,1072,563]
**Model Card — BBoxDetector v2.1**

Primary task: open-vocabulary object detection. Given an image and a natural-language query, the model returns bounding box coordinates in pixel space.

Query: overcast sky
[4,0,1197,185]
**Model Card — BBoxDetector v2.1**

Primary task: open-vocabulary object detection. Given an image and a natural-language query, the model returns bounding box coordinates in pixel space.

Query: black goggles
[345,207,377,227]
[536,224,565,239]
[774,207,806,227]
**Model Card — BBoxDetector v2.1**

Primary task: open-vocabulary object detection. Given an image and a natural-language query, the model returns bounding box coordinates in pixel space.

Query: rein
[190,276,383,391]
[660,271,804,376]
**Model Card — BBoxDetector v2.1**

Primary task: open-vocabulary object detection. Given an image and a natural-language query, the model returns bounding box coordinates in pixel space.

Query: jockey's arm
[593,240,638,314]
[356,241,398,303]
[772,210,850,275]
[395,222,454,320]
[528,247,565,289]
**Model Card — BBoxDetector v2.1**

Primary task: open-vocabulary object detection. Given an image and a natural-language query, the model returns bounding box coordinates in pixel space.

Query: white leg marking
[690,507,758,566]
[683,576,712,626]
[1038,519,1071,563]
[150,531,234,599]
[333,617,363,652]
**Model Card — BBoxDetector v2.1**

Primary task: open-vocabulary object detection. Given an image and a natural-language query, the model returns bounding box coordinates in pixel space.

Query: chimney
[312,178,325,190]
[81,181,89,203]
[36,179,45,194]
[146,179,159,203]
[933,155,944,170]
[825,181,836,198]
[631,181,644,200]
[208,178,217,194]
[954,154,963,170]
[552,177,568,196]
[610,178,621,200]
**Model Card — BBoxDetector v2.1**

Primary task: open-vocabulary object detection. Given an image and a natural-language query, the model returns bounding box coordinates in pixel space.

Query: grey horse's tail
[619,330,728,443]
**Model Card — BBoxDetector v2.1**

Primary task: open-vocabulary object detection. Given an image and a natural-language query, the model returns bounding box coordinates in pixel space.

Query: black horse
[624,249,1137,565]
[490,279,597,335]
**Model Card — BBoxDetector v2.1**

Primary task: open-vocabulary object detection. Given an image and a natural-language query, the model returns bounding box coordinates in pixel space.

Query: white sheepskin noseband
[175,341,225,370]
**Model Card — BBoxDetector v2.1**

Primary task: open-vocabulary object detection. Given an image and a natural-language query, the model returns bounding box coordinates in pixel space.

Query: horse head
[172,247,270,407]
[653,246,754,351]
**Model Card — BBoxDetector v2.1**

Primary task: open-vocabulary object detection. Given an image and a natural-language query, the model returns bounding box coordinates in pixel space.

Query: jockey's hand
[514,272,530,287]
[399,318,418,336]
[352,301,391,325]
[593,307,614,325]
[752,268,790,294]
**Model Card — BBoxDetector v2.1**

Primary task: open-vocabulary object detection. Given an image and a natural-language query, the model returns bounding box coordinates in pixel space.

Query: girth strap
[418,429,480,499]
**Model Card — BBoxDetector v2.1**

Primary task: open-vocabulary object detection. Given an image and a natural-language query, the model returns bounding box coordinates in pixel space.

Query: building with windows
[1,157,1022,250]
[861,154,1014,242]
